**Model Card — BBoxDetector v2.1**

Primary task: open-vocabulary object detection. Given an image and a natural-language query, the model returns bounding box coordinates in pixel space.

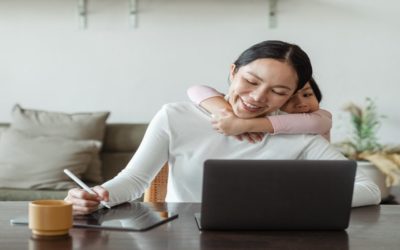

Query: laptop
[195,159,356,230]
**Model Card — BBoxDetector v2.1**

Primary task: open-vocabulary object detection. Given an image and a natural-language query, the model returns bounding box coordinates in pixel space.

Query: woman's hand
[211,109,264,143]
[65,186,109,215]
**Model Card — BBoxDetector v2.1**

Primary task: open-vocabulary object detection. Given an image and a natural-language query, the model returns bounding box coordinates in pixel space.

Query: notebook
[195,159,356,230]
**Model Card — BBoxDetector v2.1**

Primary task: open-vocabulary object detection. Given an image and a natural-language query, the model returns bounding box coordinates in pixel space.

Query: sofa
[0,123,148,201]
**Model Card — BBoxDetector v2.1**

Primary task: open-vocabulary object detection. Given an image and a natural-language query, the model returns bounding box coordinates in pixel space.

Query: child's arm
[187,85,273,135]
[187,85,274,134]
[268,109,332,140]
[187,85,231,114]
[187,85,332,141]
[211,110,274,135]
[213,109,332,141]
[187,85,264,143]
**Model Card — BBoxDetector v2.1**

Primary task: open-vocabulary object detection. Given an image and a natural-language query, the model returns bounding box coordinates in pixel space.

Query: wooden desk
[1,202,400,250]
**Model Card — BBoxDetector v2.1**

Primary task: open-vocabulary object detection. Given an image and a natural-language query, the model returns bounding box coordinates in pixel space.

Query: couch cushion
[0,188,68,201]
[0,123,7,141]
[103,124,148,152]
[0,129,100,189]
[100,152,134,181]
[10,104,109,183]
[100,124,147,181]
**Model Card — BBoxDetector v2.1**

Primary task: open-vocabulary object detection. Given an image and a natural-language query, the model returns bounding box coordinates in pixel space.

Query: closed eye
[272,89,290,96]
[244,78,258,86]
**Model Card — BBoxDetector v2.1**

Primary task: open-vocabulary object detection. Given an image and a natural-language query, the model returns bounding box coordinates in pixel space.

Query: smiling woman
[227,40,312,119]
[228,59,298,118]
[65,40,381,215]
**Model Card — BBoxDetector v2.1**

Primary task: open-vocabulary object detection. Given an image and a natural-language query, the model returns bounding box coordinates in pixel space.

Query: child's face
[280,83,319,113]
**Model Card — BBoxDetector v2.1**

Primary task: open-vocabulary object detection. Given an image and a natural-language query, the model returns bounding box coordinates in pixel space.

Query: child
[187,77,332,142]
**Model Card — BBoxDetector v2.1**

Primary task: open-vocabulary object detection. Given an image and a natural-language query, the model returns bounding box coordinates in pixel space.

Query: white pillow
[0,129,101,190]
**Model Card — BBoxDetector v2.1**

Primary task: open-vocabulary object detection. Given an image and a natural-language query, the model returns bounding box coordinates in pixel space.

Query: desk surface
[1,202,400,250]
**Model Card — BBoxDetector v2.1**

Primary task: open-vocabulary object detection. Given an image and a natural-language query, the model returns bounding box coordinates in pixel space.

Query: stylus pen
[63,169,111,209]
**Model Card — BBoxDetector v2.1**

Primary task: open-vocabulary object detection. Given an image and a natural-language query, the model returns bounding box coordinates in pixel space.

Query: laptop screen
[198,159,356,230]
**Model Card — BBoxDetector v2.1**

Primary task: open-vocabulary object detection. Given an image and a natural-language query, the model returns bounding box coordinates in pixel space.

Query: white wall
[1,0,399,144]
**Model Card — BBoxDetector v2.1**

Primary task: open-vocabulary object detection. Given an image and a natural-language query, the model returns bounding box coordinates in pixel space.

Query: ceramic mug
[28,200,73,236]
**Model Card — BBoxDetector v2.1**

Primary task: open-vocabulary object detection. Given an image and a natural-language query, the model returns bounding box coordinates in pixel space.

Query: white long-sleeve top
[102,102,381,207]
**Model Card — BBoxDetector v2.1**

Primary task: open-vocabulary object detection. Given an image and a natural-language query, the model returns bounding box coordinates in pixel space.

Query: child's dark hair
[309,77,322,103]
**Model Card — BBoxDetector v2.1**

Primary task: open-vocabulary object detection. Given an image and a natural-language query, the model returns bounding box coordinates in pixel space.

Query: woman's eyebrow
[246,71,263,81]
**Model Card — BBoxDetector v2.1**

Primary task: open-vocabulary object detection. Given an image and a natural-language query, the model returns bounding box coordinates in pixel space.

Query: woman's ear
[229,64,236,82]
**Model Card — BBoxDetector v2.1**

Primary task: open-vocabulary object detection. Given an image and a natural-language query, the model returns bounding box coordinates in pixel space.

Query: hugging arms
[187,77,331,142]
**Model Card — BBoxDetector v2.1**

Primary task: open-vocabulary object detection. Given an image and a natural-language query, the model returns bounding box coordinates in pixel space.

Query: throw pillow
[0,128,5,141]
[10,104,109,183]
[0,129,101,190]
[0,123,7,140]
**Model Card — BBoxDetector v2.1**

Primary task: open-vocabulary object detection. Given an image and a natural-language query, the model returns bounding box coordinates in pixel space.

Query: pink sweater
[187,85,332,141]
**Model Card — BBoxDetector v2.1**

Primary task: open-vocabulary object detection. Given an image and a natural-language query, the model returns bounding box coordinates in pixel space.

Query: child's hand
[211,108,249,136]
[235,133,265,143]
[211,109,265,143]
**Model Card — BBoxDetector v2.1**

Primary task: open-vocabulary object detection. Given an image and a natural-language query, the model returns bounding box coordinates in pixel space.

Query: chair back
[143,163,169,202]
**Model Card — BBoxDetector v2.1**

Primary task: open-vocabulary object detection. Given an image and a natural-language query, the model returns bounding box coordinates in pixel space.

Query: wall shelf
[77,0,87,29]
[129,0,138,28]
[77,0,139,29]
[75,0,275,29]
[269,0,278,28]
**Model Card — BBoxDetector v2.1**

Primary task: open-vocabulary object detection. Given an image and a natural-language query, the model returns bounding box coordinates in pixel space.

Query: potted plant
[336,97,400,199]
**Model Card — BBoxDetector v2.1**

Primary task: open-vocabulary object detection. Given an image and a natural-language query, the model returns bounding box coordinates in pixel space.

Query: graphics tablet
[11,202,178,231]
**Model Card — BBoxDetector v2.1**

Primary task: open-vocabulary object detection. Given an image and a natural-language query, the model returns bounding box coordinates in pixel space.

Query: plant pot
[357,161,390,200]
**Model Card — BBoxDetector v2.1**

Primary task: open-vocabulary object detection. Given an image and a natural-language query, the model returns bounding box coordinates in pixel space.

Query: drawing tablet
[11,202,178,231]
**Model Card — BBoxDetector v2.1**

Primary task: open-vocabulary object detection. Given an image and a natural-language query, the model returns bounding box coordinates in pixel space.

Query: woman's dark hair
[233,40,313,92]
[308,77,322,103]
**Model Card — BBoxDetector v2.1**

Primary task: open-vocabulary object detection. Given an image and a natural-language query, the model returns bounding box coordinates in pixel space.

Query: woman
[66,41,380,214]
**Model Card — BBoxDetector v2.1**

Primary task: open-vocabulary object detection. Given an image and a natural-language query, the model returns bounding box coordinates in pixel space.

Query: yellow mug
[29,200,73,236]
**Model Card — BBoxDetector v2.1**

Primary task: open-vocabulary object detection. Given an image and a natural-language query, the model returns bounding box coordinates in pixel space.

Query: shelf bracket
[269,0,278,28]
[129,0,138,28]
[78,0,88,29]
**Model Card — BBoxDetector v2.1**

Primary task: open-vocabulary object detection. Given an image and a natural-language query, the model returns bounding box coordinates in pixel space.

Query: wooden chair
[143,163,169,202]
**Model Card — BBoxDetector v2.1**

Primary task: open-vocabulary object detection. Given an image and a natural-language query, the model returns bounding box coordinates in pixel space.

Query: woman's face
[280,83,319,113]
[227,58,298,119]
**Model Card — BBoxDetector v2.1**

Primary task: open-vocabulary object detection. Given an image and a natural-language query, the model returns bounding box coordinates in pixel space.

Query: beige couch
[0,123,147,201]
